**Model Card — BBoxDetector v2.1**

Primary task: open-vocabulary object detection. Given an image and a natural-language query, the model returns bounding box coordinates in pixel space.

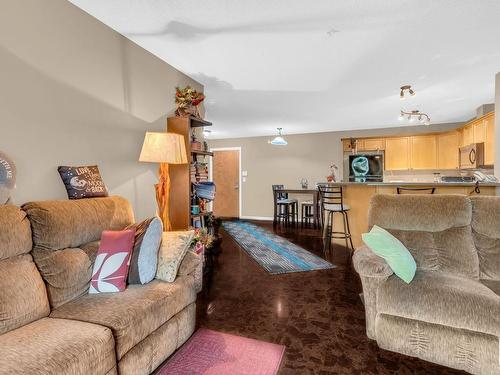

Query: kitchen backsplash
[383,168,494,183]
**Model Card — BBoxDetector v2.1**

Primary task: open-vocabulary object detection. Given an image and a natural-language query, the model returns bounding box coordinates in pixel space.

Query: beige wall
[495,72,500,178]
[0,0,202,219]
[209,122,463,218]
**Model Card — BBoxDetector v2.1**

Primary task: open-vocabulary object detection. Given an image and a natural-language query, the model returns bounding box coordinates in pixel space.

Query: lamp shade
[139,132,187,164]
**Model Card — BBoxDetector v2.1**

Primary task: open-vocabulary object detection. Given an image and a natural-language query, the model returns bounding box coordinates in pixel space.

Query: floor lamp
[139,132,187,231]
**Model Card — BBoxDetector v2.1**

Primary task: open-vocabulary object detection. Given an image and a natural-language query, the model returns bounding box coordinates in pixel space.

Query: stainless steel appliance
[440,176,475,183]
[459,143,484,169]
[344,152,384,182]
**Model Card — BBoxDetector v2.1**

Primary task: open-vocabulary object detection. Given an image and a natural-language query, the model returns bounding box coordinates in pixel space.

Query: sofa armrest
[353,246,393,340]
[177,251,203,293]
[178,251,202,276]
[353,246,393,279]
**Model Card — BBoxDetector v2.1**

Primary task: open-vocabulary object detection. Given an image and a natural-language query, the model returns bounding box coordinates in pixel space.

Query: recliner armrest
[353,246,393,279]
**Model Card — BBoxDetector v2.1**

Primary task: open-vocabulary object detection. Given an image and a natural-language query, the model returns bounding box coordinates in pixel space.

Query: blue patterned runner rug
[222,221,335,274]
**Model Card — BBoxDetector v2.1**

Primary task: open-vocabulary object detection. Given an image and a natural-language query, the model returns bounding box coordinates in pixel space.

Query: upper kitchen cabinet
[485,112,495,165]
[473,118,487,143]
[437,131,459,169]
[362,138,385,151]
[410,135,437,169]
[385,137,410,170]
[461,124,474,146]
[342,138,385,152]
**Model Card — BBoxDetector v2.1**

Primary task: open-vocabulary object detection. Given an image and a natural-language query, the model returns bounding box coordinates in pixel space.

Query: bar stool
[396,187,436,194]
[301,201,315,227]
[272,185,298,225]
[318,184,354,255]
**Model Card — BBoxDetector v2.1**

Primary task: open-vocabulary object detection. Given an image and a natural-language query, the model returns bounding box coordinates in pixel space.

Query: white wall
[0,0,203,219]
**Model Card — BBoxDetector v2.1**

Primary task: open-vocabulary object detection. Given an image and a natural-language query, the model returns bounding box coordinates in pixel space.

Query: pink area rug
[158,328,285,375]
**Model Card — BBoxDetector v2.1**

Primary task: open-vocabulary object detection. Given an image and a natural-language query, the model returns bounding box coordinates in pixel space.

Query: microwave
[459,143,485,169]
[345,152,384,181]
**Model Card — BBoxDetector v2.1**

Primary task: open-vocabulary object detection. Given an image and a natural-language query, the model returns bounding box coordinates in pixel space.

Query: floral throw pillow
[156,230,195,282]
[89,229,135,294]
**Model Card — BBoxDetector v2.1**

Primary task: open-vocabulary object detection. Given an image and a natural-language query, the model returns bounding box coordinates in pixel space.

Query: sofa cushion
[369,194,472,232]
[368,195,479,279]
[23,196,134,251]
[471,196,500,280]
[0,317,116,375]
[385,226,479,279]
[22,197,134,308]
[377,270,500,337]
[30,241,99,309]
[0,205,32,260]
[50,277,197,359]
[481,279,500,296]
[0,254,50,335]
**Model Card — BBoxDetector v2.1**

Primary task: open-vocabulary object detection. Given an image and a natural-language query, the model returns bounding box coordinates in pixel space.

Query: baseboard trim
[239,216,274,221]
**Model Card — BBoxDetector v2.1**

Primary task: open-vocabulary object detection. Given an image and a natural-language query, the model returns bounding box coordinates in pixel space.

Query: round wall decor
[0,151,16,204]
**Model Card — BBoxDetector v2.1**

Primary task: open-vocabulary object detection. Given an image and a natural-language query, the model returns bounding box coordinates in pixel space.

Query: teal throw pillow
[361,225,416,283]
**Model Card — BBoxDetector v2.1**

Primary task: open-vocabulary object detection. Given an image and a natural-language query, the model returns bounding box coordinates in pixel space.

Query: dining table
[280,187,321,228]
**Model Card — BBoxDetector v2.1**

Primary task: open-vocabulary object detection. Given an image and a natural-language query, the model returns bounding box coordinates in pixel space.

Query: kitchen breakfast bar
[317,181,500,248]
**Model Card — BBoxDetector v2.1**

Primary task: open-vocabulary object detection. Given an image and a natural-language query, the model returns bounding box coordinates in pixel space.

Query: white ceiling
[68,0,500,139]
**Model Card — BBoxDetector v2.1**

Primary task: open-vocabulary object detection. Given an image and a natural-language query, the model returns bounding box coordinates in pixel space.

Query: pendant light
[270,128,288,146]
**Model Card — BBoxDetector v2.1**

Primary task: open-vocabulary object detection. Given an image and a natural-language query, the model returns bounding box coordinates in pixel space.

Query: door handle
[469,149,476,164]
[234,185,239,190]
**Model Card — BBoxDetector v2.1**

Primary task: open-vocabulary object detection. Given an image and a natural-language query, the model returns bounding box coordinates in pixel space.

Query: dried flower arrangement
[175,86,205,118]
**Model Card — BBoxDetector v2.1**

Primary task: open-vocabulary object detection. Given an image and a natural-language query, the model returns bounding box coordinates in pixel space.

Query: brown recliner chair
[354,194,500,375]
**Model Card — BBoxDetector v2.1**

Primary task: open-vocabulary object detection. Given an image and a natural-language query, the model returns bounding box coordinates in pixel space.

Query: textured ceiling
[68,0,500,138]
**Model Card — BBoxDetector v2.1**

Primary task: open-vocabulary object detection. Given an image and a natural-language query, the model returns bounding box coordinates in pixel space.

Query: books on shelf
[190,161,209,183]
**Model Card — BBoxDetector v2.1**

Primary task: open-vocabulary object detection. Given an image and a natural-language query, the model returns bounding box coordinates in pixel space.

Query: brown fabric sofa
[0,197,200,375]
[354,194,500,375]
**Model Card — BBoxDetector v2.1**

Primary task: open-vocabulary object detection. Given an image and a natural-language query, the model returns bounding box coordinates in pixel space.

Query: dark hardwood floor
[196,221,465,374]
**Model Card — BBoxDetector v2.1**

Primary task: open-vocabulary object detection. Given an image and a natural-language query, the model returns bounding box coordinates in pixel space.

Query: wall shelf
[189,116,212,128]
[191,150,213,157]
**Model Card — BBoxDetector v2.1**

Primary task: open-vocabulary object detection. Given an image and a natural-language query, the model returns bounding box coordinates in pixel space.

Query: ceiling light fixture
[400,85,416,100]
[203,129,211,137]
[270,128,288,146]
[400,110,431,126]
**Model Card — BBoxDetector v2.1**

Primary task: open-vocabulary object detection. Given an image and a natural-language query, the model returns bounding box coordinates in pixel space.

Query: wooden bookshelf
[167,116,213,230]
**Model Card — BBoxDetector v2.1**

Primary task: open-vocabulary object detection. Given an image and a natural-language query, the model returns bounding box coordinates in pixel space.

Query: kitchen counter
[328,181,500,187]
[309,181,498,249]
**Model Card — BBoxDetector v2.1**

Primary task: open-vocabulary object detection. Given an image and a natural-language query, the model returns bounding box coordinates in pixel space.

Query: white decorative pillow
[156,230,195,282]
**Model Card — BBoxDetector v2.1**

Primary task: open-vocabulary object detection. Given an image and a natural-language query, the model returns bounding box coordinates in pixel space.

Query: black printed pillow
[58,165,108,199]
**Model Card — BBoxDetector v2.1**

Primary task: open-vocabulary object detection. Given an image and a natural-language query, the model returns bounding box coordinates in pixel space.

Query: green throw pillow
[362,225,416,283]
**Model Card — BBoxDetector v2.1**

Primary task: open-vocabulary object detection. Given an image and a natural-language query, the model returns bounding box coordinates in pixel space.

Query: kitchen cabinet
[342,138,385,152]
[473,119,486,143]
[437,131,459,169]
[385,137,410,170]
[485,113,495,165]
[361,138,385,151]
[341,111,494,171]
[410,135,437,169]
[462,124,474,146]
